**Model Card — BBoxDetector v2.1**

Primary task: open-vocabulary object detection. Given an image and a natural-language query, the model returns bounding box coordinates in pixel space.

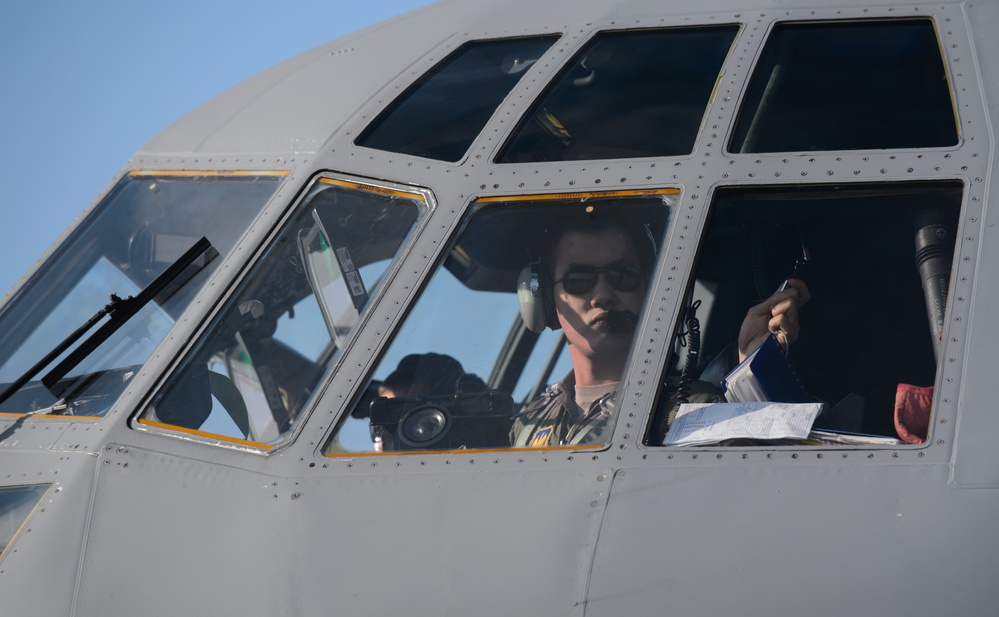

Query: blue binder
[721,333,810,403]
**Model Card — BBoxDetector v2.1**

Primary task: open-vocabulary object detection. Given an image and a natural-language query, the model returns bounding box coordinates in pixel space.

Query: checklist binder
[721,333,810,403]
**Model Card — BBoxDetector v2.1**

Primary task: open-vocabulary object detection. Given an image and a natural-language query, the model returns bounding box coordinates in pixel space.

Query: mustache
[605,310,639,334]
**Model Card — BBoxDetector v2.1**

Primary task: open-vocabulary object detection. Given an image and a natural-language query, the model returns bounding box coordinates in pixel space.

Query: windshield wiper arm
[0,237,217,409]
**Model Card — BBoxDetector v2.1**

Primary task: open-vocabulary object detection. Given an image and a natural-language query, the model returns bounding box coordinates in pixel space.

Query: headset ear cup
[517,266,548,333]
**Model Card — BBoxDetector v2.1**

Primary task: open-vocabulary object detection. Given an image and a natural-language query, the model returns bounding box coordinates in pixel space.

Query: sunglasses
[554,265,644,295]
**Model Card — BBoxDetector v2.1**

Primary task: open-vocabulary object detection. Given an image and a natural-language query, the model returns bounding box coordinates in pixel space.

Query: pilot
[511,213,809,447]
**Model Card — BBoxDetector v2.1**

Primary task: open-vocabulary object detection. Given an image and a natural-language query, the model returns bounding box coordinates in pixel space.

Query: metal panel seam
[580,469,618,616]
[68,455,102,617]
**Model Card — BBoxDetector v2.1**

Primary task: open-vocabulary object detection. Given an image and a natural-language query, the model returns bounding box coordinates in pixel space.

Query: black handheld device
[369,390,514,451]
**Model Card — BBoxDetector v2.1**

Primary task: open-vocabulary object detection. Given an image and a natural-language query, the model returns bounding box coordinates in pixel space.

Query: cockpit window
[0,172,283,418]
[496,26,738,163]
[138,177,424,448]
[729,19,958,153]
[648,182,962,447]
[355,36,559,162]
[0,485,49,561]
[326,191,672,455]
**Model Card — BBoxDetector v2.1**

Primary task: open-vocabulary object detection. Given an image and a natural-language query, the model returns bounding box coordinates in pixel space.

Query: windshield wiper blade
[0,237,217,409]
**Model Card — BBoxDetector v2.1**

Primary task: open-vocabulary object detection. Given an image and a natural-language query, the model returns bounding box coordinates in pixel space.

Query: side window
[730,19,957,153]
[496,26,738,162]
[327,191,672,455]
[137,177,425,447]
[0,485,49,560]
[648,183,962,447]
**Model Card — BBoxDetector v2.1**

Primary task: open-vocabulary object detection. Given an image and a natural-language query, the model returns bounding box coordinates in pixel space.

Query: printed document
[665,401,823,446]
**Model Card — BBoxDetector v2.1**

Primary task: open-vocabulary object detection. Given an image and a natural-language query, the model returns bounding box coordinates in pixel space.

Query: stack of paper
[664,401,824,446]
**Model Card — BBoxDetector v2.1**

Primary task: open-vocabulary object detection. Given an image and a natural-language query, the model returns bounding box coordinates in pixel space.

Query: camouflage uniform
[510,373,616,447]
[512,372,727,447]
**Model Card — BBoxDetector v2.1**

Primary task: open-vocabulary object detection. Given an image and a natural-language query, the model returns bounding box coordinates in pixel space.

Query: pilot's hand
[738,278,811,362]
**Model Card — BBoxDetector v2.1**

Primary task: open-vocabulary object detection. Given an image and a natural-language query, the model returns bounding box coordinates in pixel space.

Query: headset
[517,262,557,332]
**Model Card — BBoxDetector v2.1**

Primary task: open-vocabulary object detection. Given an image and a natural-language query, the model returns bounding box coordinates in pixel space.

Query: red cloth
[894,384,933,444]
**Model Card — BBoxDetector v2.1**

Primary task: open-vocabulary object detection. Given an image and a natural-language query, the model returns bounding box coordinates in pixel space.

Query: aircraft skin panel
[0,452,97,617]
[136,46,335,156]
[0,418,76,450]
[951,213,999,488]
[137,2,451,156]
[587,464,999,615]
[950,0,999,489]
[74,445,609,616]
[143,28,449,156]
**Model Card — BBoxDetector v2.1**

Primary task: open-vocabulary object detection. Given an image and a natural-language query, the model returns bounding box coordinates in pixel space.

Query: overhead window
[355,36,559,162]
[326,191,673,455]
[496,26,738,163]
[730,19,958,153]
[137,177,425,448]
[648,182,962,447]
[0,172,283,418]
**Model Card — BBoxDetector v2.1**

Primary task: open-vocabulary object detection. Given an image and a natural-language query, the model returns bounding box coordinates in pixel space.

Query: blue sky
[0,0,436,296]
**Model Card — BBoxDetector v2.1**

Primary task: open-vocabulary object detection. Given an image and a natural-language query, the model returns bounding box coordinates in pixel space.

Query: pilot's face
[551,227,646,362]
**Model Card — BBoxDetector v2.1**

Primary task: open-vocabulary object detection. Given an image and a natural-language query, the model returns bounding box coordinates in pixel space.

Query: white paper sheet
[664,401,824,446]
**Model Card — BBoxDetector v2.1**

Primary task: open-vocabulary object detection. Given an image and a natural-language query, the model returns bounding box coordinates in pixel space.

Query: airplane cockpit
[0,15,967,455]
[315,182,960,453]
[329,16,960,453]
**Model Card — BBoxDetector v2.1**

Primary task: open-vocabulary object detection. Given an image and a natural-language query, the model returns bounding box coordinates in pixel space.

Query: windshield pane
[327,191,672,454]
[139,177,425,447]
[0,172,283,417]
